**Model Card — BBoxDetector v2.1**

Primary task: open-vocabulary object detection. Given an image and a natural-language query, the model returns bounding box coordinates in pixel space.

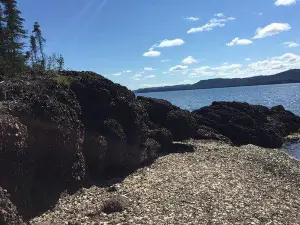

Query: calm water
[138,83,300,159]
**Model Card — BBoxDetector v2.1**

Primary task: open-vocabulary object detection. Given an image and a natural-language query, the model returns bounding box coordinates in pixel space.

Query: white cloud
[132,73,156,81]
[186,17,200,21]
[253,23,291,39]
[122,70,132,73]
[189,53,300,79]
[183,56,198,65]
[161,59,170,63]
[275,0,296,6]
[144,67,154,71]
[169,65,188,72]
[132,74,143,81]
[141,83,173,88]
[143,50,161,57]
[155,39,185,48]
[246,58,251,61]
[226,37,253,46]
[258,12,263,16]
[283,42,299,48]
[144,75,156,79]
[187,14,235,34]
[112,72,122,76]
[215,13,224,18]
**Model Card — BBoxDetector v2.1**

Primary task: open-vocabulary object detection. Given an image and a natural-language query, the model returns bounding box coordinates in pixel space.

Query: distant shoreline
[135,81,300,94]
[135,69,300,94]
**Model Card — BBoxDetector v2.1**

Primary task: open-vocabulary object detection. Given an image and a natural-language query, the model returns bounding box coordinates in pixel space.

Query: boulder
[82,133,107,177]
[193,101,300,148]
[137,96,179,128]
[165,110,198,141]
[149,128,173,151]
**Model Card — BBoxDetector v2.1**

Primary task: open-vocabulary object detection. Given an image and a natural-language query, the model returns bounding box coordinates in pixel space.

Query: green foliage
[0,0,27,75]
[54,76,72,88]
[46,53,65,71]
[0,1,66,77]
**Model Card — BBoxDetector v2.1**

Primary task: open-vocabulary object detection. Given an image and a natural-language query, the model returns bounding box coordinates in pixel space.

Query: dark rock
[82,133,107,177]
[166,110,198,141]
[168,143,195,153]
[196,125,232,144]
[193,101,300,148]
[149,128,173,151]
[0,187,24,225]
[137,96,179,127]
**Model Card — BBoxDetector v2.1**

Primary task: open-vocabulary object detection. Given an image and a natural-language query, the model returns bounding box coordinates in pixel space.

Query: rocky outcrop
[0,70,299,222]
[193,101,300,148]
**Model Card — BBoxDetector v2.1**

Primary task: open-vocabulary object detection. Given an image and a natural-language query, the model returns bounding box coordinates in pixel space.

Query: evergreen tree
[1,0,27,75]
[29,35,37,66]
[0,3,6,75]
[57,54,64,71]
[32,22,46,68]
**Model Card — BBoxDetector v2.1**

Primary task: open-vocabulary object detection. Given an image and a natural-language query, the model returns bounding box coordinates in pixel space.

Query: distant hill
[135,69,300,93]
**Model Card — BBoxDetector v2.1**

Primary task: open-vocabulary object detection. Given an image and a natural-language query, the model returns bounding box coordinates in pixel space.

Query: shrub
[54,76,73,88]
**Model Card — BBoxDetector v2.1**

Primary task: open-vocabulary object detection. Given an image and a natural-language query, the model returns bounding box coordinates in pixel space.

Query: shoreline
[30,139,300,225]
[1,71,300,224]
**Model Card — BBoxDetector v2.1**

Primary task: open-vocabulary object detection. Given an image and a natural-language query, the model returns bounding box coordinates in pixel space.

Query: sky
[19,0,300,90]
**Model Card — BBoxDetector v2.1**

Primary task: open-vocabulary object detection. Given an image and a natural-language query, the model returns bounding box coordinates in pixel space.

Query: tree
[0,0,27,75]
[0,3,7,75]
[57,54,64,71]
[29,35,37,66]
[46,53,65,71]
[32,22,45,69]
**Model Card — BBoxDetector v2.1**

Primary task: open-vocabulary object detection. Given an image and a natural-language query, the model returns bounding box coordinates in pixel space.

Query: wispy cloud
[226,37,253,46]
[143,49,161,57]
[169,65,188,72]
[186,17,200,22]
[144,67,154,71]
[112,72,122,76]
[275,0,296,6]
[154,39,185,48]
[253,23,291,39]
[283,42,299,48]
[214,13,224,18]
[161,59,170,63]
[246,58,252,61]
[187,14,235,34]
[189,53,300,79]
[183,56,198,65]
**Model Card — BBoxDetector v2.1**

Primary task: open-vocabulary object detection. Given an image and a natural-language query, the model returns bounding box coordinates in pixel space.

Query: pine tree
[57,54,64,71]
[32,22,46,69]
[29,35,37,66]
[0,3,6,75]
[1,0,27,75]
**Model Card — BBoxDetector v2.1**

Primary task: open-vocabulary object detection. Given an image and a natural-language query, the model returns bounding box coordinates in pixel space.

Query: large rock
[137,96,179,128]
[193,101,300,148]
[0,187,24,225]
[165,110,198,141]
[0,75,87,217]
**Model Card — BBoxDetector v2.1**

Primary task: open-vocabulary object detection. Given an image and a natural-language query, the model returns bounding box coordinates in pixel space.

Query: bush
[54,76,73,88]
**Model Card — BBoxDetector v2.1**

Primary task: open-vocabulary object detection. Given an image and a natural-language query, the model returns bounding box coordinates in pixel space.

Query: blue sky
[19,0,300,90]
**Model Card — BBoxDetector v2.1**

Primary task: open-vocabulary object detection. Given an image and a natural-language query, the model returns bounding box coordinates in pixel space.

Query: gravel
[30,140,300,225]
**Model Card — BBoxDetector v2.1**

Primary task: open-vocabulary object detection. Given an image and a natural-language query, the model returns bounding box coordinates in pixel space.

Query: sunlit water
[137,83,300,159]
